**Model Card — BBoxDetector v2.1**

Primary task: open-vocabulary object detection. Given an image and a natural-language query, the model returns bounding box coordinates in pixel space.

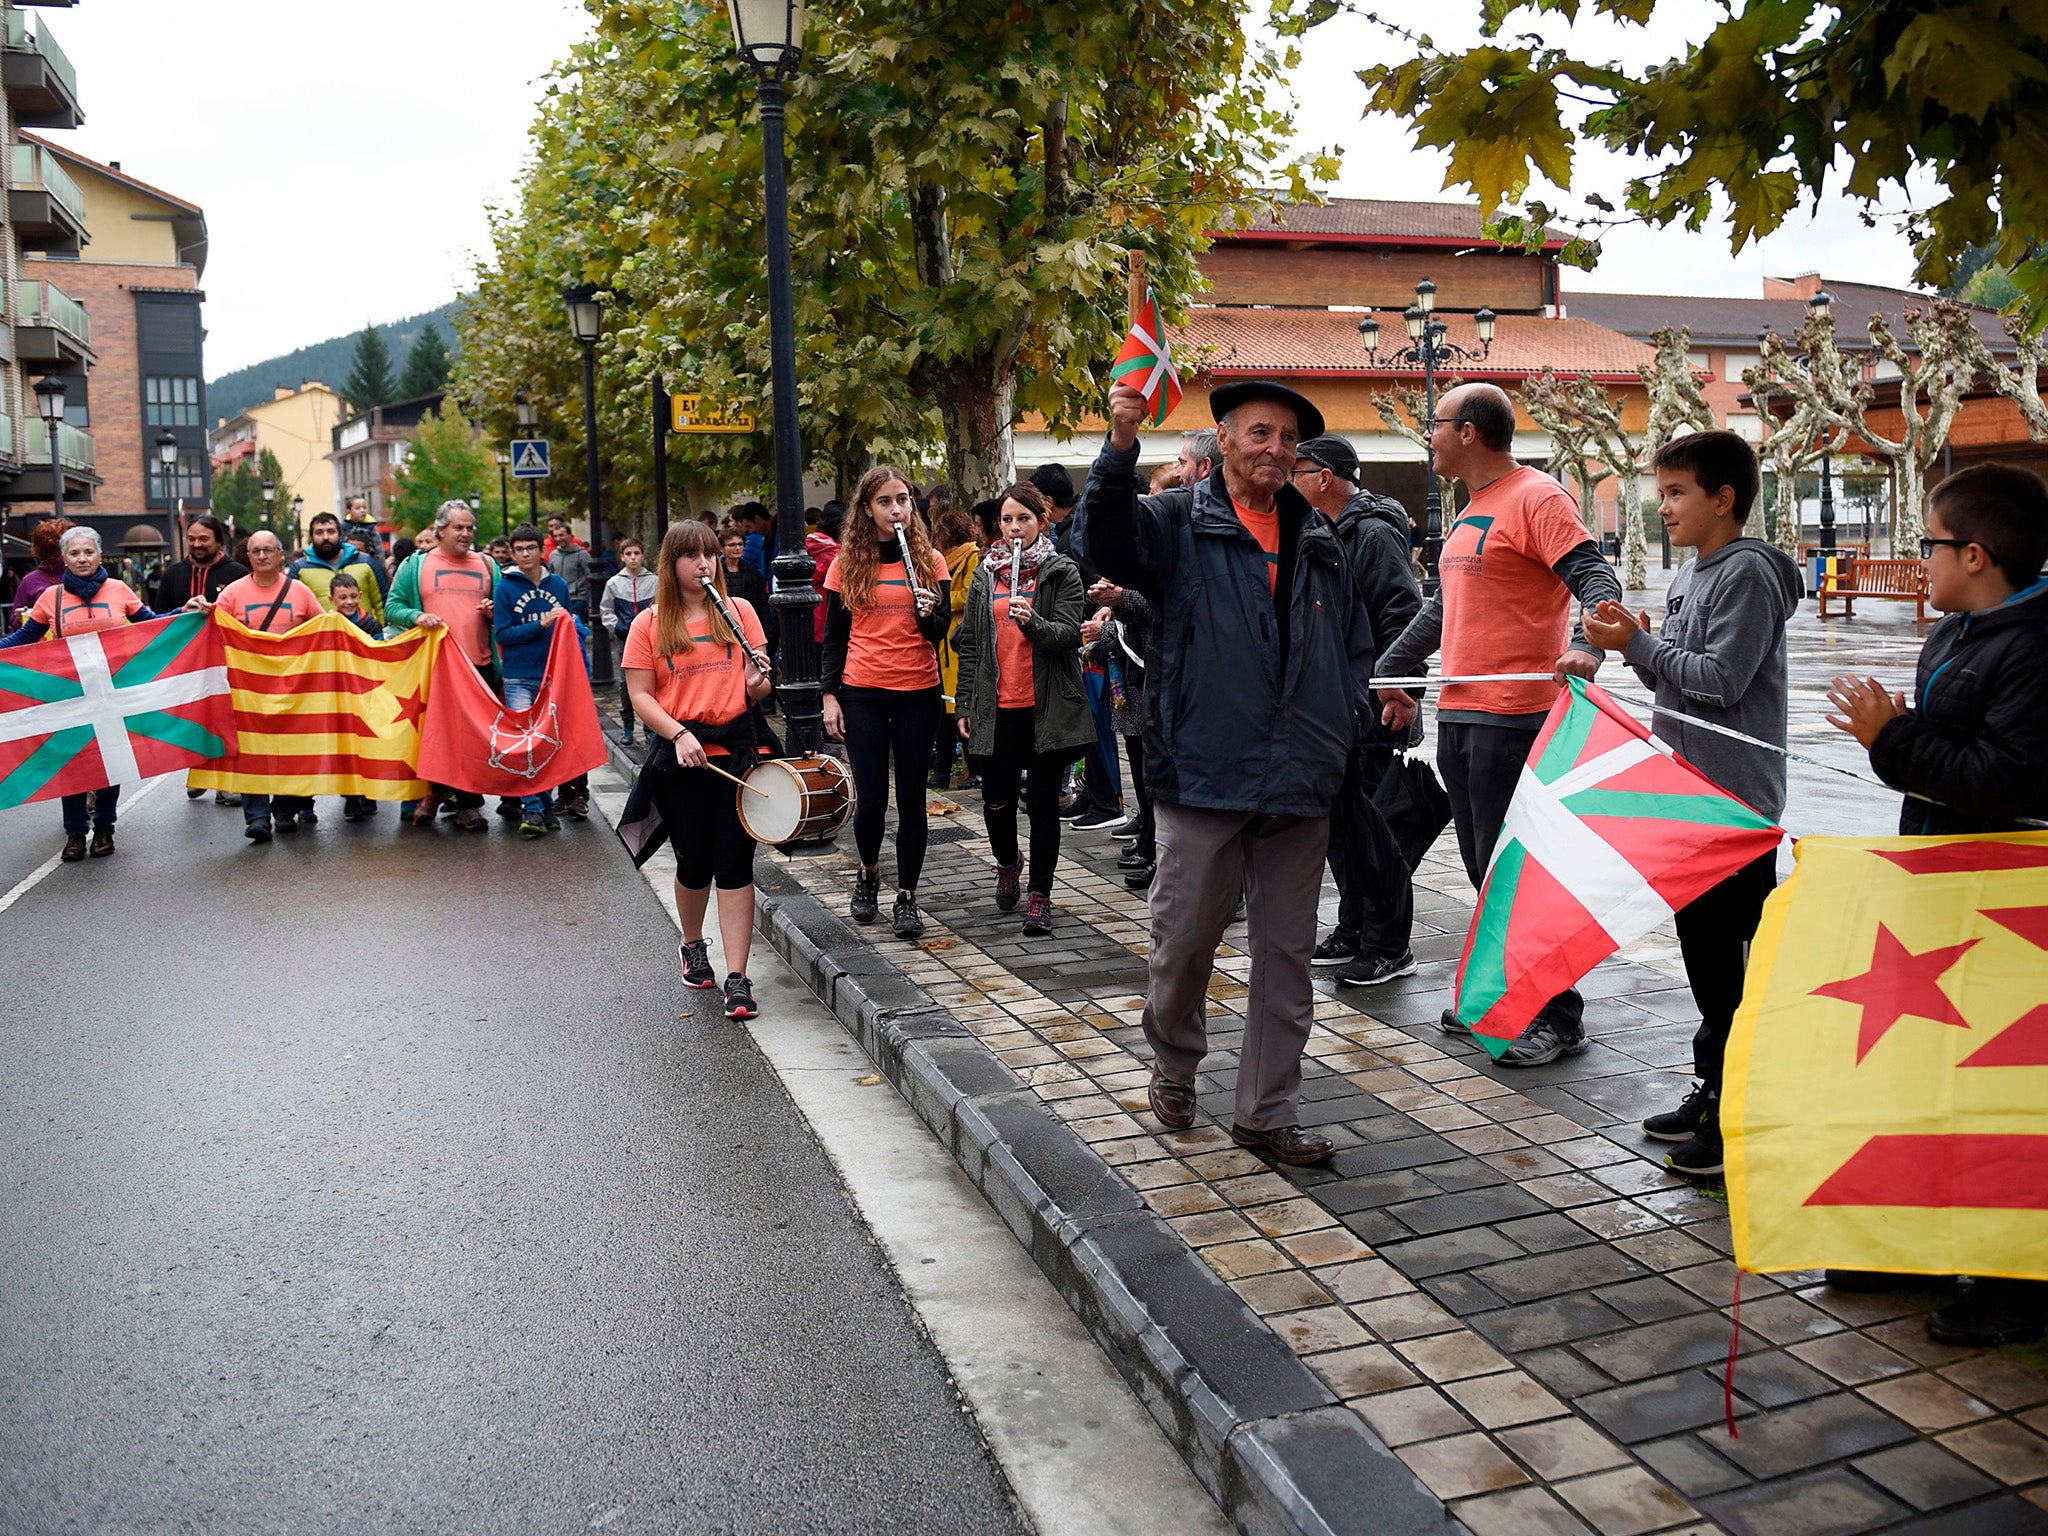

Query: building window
[145,376,201,427]
[150,451,206,501]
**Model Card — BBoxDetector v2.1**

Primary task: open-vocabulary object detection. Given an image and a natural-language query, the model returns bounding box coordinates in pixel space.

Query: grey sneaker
[1497,1017,1590,1068]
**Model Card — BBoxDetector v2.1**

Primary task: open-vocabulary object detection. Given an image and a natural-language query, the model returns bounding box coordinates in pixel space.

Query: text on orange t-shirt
[825,547,949,692]
[420,551,495,664]
[992,591,1035,710]
[29,579,143,638]
[1232,499,1280,594]
[622,598,767,757]
[214,574,325,634]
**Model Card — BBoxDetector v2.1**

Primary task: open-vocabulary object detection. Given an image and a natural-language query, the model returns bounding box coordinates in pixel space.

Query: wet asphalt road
[0,787,1023,1534]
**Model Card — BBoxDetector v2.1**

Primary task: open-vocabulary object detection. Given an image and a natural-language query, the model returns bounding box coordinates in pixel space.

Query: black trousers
[652,762,757,890]
[1326,748,1415,959]
[975,707,1066,896]
[1125,731,1155,857]
[1674,850,1778,1092]
[1439,720,1583,1034]
[841,686,943,889]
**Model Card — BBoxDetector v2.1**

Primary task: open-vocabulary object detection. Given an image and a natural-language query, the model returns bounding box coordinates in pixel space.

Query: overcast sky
[51,1,1929,380]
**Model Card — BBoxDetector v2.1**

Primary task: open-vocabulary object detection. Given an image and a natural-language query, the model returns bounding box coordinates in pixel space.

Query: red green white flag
[0,611,236,808]
[1110,288,1183,427]
[1454,678,1784,1056]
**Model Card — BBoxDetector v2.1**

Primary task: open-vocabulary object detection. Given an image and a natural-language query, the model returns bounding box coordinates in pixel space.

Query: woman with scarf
[0,526,201,860]
[820,466,952,940]
[952,483,1094,936]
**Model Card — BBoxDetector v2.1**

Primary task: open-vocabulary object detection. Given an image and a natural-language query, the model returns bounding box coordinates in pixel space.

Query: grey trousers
[1142,802,1331,1131]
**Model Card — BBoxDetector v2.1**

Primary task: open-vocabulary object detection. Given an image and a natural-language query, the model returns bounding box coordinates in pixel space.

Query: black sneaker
[1124,863,1155,890]
[1072,807,1130,833]
[1439,1008,1474,1037]
[1643,1081,1713,1143]
[495,799,521,820]
[543,809,561,832]
[186,787,205,800]
[1928,1280,2048,1346]
[244,819,272,844]
[215,791,241,808]
[1312,933,1362,967]
[723,973,759,1020]
[679,938,716,989]
[1336,950,1417,987]
[1498,1017,1589,1068]
[994,863,1022,912]
[1666,1120,1723,1178]
[563,791,590,822]
[297,808,319,826]
[1022,892,1053,936]
[342,796,369,822]
[519,819,547,840]
[1117,846,1152,871]
[850,868,881,924]
[892,890,925,940]
[274,813,299,834]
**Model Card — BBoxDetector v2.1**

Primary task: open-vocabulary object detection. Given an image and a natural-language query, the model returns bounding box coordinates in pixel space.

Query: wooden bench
[1817,555,1929,622]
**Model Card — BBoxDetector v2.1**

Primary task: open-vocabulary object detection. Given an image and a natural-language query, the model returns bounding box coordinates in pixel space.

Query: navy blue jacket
[1073,437,1376,816]
[493,569,574,681]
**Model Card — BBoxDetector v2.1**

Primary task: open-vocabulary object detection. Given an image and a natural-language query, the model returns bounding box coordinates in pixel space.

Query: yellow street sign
[670,392,756,434]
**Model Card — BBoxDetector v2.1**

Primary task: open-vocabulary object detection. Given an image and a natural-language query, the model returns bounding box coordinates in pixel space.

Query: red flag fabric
[1110,288,1184,427]
[415,619,607,795]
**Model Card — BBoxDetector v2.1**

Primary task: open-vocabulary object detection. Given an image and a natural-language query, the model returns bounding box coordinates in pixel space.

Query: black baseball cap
[1295,435,1361,485]
[1208,380,1326,441]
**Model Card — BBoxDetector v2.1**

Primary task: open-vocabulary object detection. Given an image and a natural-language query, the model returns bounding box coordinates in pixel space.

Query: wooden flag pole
[1127,249,1147,328]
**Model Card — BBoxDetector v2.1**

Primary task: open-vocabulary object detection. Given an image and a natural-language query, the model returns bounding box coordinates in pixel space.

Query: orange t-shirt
[826,547,950,692]
[419,551,496,664]
[214,574,324,633]
[993,592,1035,709]
[1233,499,1280,593]
[622,598,767,757]
[1438,464,1596,716]
[29,579,143,637]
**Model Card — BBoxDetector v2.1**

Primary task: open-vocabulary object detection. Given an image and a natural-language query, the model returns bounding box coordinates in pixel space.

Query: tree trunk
[1619,475,1650,591]
[1894,456,1927,553]
[1769,466,1803,557]
[933,360,1016,508]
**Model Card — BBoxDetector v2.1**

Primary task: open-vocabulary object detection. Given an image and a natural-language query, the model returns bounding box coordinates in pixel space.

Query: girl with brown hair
[821,465,953,937]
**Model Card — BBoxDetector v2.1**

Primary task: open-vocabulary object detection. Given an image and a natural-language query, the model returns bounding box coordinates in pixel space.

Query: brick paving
[756,583,2048,1536]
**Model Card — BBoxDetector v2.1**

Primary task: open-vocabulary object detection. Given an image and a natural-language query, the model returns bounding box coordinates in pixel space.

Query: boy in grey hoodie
[1584,430,1803,1178]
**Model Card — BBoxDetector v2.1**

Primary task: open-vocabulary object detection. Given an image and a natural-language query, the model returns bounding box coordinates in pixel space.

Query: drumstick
[699,577,773,675]
[700,758,772,797]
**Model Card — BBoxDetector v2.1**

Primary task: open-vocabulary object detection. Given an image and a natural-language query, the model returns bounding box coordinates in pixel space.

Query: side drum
[738,752,854,845]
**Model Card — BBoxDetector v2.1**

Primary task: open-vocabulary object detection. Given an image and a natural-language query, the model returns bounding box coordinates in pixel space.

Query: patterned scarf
[994,534,1056,591]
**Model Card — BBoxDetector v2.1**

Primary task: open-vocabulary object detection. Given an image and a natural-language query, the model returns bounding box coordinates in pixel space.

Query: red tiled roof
[21,130,203,216]
[1176,308,1653,381]
[1215,198,1567,249]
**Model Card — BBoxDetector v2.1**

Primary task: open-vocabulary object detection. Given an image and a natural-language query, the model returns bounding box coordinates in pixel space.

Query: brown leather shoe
[1147,1071,1197,1130]
[1231,1122,1335,1166]
[451,809,490,832]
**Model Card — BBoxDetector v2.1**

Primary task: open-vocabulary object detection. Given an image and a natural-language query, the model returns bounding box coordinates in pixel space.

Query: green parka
[952,551,1096,759]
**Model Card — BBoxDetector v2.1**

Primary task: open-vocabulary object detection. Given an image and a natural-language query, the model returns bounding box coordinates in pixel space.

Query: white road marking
[0,774,168,916]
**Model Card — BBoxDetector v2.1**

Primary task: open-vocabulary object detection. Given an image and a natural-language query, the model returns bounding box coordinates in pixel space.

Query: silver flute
[895,522,927,602]
[700,577,772,674]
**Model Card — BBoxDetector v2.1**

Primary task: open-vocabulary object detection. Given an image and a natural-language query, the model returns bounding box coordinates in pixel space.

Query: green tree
[211,461,258,531]
[253,448,296,537]
[387,403,489,533]
[343,324,396,415]
[1290,0,2048,313]
[396,320,452,399]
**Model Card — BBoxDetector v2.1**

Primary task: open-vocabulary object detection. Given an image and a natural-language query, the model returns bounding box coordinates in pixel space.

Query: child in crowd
[1824,462,2048,1345]
[1583,431,1803,1179]
[329,572,381,638]
[494,525,577,838]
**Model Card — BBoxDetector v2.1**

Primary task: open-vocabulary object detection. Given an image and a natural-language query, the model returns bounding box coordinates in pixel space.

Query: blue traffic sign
[510,439,551,479]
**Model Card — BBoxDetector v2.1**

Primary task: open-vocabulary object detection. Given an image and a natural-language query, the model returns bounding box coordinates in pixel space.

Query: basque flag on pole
[0,611,235,808]
[1110,287,1184,427]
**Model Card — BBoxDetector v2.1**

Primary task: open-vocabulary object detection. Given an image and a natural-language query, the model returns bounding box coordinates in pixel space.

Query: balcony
[8,141,87,254]
[2,11,81,130]
[0,415,96,504]
[14,278,92,365]
[0,414,14,466]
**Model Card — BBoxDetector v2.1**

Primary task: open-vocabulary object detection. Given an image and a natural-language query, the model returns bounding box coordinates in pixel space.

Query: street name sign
[669,393,756,434]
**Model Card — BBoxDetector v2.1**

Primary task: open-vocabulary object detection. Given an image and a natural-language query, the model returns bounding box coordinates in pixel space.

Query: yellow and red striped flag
[188,612,442,800]
[1727,833,2048,1280]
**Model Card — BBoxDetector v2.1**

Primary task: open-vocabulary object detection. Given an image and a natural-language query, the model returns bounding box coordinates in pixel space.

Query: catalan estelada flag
[188,612,441,801]
[0,611,234,807]
[1110,287,1184,427]
[1728,834,2048,1280]
[1454,678,1784,1056]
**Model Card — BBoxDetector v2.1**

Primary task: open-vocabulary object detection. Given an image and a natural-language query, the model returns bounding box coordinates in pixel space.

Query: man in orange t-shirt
[1376,382,1624,1067]
[213,531,328,842]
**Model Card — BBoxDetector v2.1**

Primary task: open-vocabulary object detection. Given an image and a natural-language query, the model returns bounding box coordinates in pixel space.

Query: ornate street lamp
[722,0,824,753]
[33,375,67,527]
[154,430,183,553]
[1358,278,1494,585]
[562,285,614,685]
[514,391,540,525]
[291,494,304,543]
[497,451,511,537]
[1809,289,1838,553]
[261,476,276,534]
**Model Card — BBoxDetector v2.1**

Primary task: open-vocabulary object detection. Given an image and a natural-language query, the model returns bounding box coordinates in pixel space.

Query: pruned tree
[1742,354,1838,556]
[1368,379,1461,518]
[1957,314,2048,441]
[1521,370,1652,588]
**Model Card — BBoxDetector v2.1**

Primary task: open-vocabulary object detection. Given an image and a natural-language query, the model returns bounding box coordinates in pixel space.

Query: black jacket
[1331,489,1424,748]
[153,556,247,612]
[1871,578,2048,834]
[1073,437,1375,816]
[721,557,780,646]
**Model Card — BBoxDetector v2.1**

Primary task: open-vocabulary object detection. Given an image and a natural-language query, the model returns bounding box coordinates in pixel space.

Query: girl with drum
[820,465,952,939]
[952,484,1095,935]
[622,520,774,1020]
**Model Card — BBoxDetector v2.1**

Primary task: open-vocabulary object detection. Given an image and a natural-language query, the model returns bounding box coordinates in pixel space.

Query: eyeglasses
[1920,536,1995,560]
[1426,416,1472,431]
[1290,465,1326,478]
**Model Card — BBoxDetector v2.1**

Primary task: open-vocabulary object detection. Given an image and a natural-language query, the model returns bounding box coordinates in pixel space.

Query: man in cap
[1075,378,1374,1166]
[1293,435,1426,987]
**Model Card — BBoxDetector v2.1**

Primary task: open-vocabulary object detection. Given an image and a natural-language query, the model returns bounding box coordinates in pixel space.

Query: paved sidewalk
[757,600,2048,1536]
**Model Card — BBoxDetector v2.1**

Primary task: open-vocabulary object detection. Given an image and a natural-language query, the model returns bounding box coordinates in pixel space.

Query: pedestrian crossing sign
[510,439,551,479]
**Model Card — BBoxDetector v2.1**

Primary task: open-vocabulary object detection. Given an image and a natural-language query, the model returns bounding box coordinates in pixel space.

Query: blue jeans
[61,786,118,835]
[501,675,552,820]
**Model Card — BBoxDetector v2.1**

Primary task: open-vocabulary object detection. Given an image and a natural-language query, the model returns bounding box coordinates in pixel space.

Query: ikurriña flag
[188,611,440,800]
[415,618,606,797]
[1454,678,1784,1057]
[1110,287,1184,427]
[1728,834,2048,1280]
[0,611,235,808]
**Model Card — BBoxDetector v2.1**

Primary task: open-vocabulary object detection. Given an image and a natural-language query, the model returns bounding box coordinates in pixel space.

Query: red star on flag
[1811,924,1980,1063]
[390,689,426,731]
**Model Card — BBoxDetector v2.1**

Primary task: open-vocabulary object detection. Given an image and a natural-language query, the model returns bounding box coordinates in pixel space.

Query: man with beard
[290,512,387,627]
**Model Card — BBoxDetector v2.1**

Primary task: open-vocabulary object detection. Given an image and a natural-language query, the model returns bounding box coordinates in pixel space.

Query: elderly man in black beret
[1074,379,1375,1165]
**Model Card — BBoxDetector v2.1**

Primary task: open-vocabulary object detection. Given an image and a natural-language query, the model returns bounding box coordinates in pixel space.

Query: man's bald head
[1438,384,1516,452]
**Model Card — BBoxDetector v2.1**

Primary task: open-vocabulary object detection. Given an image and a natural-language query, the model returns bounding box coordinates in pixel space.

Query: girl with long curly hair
[820,465,953,938]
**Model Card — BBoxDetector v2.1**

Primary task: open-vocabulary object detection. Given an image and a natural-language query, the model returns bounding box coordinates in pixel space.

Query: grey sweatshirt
[1623,537,1804,819]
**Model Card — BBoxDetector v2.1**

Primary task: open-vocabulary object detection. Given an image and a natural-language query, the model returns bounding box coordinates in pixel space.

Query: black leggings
[651,762,757,890]
[840,686,943,889]
[975,707,1066,896]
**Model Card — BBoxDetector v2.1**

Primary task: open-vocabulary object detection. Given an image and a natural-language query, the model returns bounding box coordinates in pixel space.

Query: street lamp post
[562,285,614,686]
[1358,278,1494,588]
[33,376,67,529]
[514,391,540,525]
[155,430,182,557]
[291,494,304,544]
[726,0,823,752]
[496,452,511,537]
[261,477,275,536]
[1809,289,1838,554]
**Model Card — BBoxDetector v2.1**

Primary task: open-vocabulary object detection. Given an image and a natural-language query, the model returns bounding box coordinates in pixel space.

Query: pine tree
[395,320,451,400]
[343,324,396,416]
